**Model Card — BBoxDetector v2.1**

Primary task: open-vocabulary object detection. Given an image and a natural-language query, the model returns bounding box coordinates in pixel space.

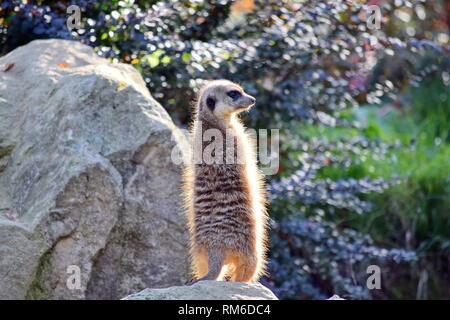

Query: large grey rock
[0,39,190,299]
[123,281,279,300]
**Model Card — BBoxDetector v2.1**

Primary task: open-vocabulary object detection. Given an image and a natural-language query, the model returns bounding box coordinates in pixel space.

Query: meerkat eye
[206,97,216,111]
[227,90,242,100]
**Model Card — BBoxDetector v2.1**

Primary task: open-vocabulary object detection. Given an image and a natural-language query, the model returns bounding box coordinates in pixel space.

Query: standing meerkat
[183,79,268,283]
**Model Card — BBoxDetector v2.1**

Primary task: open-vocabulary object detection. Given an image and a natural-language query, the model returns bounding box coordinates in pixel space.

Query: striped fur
[182,80,268,283]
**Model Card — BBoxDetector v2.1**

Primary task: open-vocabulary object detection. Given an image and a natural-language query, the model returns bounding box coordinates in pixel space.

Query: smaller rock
[122,281,278,300]
[327,295,345,300]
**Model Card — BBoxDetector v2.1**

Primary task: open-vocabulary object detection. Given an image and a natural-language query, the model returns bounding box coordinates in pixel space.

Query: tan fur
[182,80,268,283]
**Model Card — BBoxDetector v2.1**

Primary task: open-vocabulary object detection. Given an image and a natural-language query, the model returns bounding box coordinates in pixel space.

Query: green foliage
[311,76,450,298]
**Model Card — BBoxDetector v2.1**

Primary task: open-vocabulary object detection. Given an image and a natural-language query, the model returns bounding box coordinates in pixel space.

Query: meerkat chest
[193,163,251,223]
[194,163,245,190]
[194,126,248,166]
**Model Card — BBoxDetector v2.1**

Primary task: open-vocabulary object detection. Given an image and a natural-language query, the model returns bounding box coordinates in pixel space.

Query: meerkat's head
[196,80,255,123]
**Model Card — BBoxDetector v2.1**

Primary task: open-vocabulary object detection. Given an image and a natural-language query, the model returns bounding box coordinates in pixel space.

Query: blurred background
[1,0,448,299]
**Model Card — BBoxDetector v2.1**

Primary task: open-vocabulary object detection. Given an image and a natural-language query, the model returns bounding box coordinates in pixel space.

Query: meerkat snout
[238,94,256,109]
[226,88,255,110]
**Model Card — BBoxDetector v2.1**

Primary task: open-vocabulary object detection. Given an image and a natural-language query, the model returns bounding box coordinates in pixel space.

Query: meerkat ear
[206,97,216,111]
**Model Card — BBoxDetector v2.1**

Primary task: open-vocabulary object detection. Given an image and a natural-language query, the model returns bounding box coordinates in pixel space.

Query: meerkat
[182,79,268,284]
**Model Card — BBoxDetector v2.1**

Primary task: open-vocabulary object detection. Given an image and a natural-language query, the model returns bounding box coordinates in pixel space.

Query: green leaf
[182,52,191,64]
[161,55,171,64]
[221,52,230,60]
[146,51,162,68]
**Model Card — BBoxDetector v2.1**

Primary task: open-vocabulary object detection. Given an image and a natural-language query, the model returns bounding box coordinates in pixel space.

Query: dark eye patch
[206,97,216,111]
[227,90,242,100]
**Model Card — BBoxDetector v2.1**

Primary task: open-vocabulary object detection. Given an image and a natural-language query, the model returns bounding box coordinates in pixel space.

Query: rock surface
[327,295,345,300]
[0,39,190,299]
[123,281,279,300]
